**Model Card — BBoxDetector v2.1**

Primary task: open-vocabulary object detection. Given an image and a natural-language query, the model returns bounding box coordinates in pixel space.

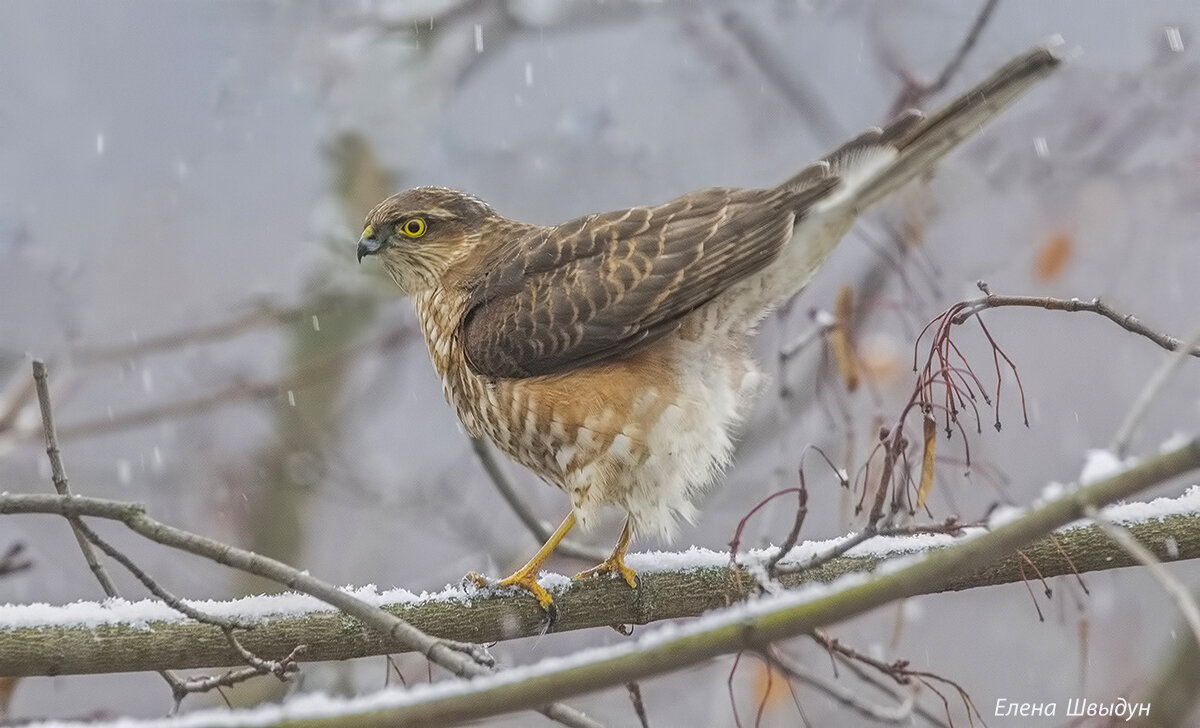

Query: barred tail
[852,41,1063,209]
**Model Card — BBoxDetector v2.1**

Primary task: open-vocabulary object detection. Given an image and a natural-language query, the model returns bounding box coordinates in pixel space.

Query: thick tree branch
[315,438,1200,725]
[1085,505,1200,650]
[4,468,1199,677]
[0,492,597,727]
[24,439,1191,727]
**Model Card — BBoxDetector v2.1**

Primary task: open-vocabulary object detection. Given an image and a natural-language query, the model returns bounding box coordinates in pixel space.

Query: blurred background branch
[3,1,1199,725]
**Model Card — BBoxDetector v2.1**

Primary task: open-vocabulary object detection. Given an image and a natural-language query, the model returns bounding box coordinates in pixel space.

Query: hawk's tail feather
[853,41,1063,210]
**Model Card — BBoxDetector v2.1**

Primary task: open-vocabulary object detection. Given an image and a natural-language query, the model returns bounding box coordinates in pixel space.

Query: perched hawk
[358,45,1061,611]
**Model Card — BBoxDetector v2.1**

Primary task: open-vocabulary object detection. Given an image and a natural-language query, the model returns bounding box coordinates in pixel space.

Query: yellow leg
[493,511,577,611]
[575,518,639,589]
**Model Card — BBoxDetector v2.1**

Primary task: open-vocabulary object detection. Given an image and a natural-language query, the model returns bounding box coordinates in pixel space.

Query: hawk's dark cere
[358,45,1062,611]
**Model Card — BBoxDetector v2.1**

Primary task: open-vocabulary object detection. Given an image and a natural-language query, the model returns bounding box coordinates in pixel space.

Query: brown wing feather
[460,177,838,379]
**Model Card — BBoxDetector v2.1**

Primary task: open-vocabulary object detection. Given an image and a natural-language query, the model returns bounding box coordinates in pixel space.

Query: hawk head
[357,186,495,295]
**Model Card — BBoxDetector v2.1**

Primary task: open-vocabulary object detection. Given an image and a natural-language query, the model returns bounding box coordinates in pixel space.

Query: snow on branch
[4,476,1199,679]
[11,438,1198,727]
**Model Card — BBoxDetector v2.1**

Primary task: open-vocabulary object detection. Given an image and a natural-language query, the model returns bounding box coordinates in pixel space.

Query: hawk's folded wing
[459,176,839,379]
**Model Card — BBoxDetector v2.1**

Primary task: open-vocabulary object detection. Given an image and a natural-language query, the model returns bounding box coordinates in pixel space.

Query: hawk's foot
[575,553,639,590]
[465,511,578,616]
[496,565,556,612]
[465,568,558,618]
[575,517,639,590]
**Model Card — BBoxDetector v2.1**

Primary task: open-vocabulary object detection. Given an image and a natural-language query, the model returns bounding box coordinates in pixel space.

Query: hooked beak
[357,228,384,263]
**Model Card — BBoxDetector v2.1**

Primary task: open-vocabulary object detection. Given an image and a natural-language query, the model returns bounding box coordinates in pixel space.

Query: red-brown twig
[810,632,985,726]
[766,646,922,725]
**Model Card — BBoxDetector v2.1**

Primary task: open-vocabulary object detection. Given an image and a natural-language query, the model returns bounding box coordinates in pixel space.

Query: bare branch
[0,543,31,578]
[809,632,984,725]
[827,651,951,728]
[774,519,968,577]
[625,681,651,728]
[71,301,307,365]
[68,437,1190,725]
[0,491,599,727]
[5,467,1200,678]
[52,323,414,441]
[889,0,1003,114]
[34,360,322,711]
[953,288,1200,359]
[766,646,917,725]
[172,644,306,703]
[720,11,844,146]
[32,360,198,705]
[32,361,119,596]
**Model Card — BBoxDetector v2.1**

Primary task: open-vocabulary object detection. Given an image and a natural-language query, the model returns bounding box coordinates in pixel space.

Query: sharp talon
[575,558,639,591]
[463,571,490,589]
[479,511,575,615]
[464,569,558,614]
[497,570,556,613]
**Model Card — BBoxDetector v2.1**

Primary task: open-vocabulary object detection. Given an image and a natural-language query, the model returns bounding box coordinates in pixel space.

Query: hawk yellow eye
[401,217,427,238]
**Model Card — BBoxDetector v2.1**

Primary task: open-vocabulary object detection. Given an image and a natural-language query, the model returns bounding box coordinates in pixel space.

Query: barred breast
[413,289,762,539]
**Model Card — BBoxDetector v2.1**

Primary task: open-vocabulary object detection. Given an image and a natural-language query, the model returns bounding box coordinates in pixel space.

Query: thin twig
[1084,505,1200,651]
[766,647,917,725]
[829,651,951,728]
[32,361,119,596]
[626,681,651,728]
[952,290,1200,359]
[780,310,836,362]
[174,644,306,700]
[926,0,1002,96]
[72,301,308,365]
[469,437,609,563]
[720,11,844,146]
[67,517,261,640]
[0,371,37,435]
[810,633,985,725]
[32,360,193,705]
[53,323,414,441]
[761,448,845,580]
[888,0,1002,114]
[766,482,808,580]
[221,628,303,679]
